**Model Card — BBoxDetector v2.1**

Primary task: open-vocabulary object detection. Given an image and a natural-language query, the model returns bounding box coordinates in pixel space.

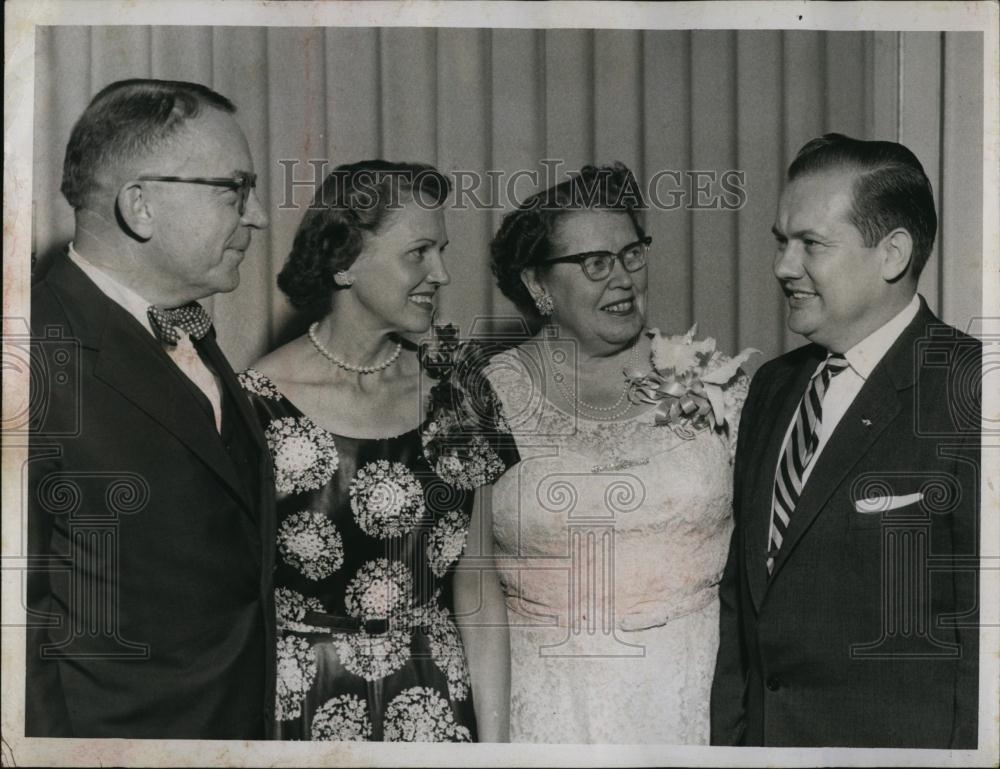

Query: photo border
[3,2,997,766]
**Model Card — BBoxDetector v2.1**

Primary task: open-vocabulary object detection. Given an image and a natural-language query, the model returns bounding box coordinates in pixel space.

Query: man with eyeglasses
[27,79,274,738]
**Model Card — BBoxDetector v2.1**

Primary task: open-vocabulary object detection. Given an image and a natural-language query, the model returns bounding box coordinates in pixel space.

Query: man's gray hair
[61,78,236,210]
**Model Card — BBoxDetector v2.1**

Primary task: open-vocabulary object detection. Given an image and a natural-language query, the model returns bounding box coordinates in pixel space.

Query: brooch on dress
[591,456,651,474]
[419,324,510,490]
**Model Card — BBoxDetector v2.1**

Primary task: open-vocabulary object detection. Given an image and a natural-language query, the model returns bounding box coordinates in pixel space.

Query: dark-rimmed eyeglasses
[136,171,258,216]
[544,236,652,281]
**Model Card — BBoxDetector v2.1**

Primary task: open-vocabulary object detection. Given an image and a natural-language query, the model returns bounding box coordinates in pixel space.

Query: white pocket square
[854,492,924,514]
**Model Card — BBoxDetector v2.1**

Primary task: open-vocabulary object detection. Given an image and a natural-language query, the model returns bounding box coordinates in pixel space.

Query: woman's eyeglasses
[544,236,652,281]
[137,171,258,216]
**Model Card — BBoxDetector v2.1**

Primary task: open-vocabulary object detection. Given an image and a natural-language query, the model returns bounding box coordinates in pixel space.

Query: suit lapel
[766,366,899,584]
[199,331,267,458]
[199,330,277,593]
[745,353,821,611]
[92,316,254,512]
[198,332,273,525]
[763,301,933,588]
[45,256,256,514]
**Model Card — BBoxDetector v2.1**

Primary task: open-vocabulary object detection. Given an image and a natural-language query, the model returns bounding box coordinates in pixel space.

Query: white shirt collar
[67,243,156,336]
[842,294,921,380]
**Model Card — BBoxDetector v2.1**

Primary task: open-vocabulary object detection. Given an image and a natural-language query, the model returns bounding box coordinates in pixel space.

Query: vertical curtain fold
[735,30,784,356]
[642,30,692,338]
[488,29,545,324]
[32,27,984,370]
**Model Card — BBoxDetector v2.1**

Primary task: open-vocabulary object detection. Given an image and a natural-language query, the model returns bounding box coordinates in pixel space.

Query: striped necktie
[767,353,849,574]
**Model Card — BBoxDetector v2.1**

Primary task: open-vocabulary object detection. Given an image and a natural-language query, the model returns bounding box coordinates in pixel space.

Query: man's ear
[116,182,154,241]
[879,228,914,283]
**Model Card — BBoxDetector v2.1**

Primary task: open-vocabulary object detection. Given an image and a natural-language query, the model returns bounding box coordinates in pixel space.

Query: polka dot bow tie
[147,302,212,346]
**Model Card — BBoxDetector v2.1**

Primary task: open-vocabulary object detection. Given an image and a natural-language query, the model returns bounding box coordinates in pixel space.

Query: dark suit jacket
[711,297,980,748]
[26,256,277,739]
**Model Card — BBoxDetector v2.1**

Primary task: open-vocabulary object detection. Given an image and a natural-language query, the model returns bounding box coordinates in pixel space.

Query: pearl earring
[333,270,355,287]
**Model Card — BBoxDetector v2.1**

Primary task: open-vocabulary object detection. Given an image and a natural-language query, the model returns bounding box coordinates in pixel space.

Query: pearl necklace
[549,340,640,416]
[308,322,402,374]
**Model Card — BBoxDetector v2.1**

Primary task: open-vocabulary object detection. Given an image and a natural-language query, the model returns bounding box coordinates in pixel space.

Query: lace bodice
[485,348,739,632]
[483,341,748,743]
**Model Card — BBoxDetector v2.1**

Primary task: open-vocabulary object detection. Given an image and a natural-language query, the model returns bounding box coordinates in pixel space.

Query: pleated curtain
[33,28,984,370]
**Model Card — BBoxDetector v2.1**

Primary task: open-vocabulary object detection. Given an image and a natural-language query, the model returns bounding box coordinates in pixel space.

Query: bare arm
[454,491,510,742]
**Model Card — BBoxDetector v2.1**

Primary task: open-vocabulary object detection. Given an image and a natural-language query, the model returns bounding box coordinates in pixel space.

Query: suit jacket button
[766,676,781,691]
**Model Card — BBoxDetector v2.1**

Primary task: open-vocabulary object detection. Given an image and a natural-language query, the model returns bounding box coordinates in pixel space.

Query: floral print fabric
[265,416,339,495]
[311,694,372,741]
[277,511,345,581]
[239,363,516,742]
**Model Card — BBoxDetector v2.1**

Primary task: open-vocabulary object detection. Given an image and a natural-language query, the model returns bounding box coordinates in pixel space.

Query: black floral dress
[239,341,516,742]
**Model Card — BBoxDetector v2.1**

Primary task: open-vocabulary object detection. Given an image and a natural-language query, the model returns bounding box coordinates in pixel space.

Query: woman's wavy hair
[490,162,646,316]
[278,160,451,318]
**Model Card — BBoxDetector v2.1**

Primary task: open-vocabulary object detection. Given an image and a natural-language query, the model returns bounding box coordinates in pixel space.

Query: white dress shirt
[68,244,223,432]
[767,295,920,547]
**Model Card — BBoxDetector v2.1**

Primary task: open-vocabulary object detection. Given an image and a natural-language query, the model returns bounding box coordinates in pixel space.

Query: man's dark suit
[26,256,277,738]
[711,297,980,748]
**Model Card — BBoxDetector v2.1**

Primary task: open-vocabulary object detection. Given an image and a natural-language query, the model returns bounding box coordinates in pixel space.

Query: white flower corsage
[626,324,758,439]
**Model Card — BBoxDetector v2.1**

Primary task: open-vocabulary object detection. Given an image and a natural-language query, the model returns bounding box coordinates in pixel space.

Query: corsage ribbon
[625,325,759,434]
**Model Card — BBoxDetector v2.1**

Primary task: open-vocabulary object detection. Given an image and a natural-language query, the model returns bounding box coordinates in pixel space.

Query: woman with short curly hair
[277,161,450,318]
[483,162,750,744]
[490,162,646,320]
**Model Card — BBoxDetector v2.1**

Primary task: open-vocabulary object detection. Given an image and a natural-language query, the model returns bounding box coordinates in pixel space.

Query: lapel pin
[861,417,872,427]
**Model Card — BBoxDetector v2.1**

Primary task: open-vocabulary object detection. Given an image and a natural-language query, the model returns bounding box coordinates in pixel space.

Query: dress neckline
[502,347,657,425]
[542,390,657,425]
[244,367,422,441]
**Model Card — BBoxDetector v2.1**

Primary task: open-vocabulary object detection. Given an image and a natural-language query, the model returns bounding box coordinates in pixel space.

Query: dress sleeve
[471,365,521,478]
[421,343,520,490]
[236,368,287,431]
[723,371,752,462]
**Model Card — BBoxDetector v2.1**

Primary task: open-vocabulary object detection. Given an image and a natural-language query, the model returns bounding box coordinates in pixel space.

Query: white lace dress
[485,348,746,744]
